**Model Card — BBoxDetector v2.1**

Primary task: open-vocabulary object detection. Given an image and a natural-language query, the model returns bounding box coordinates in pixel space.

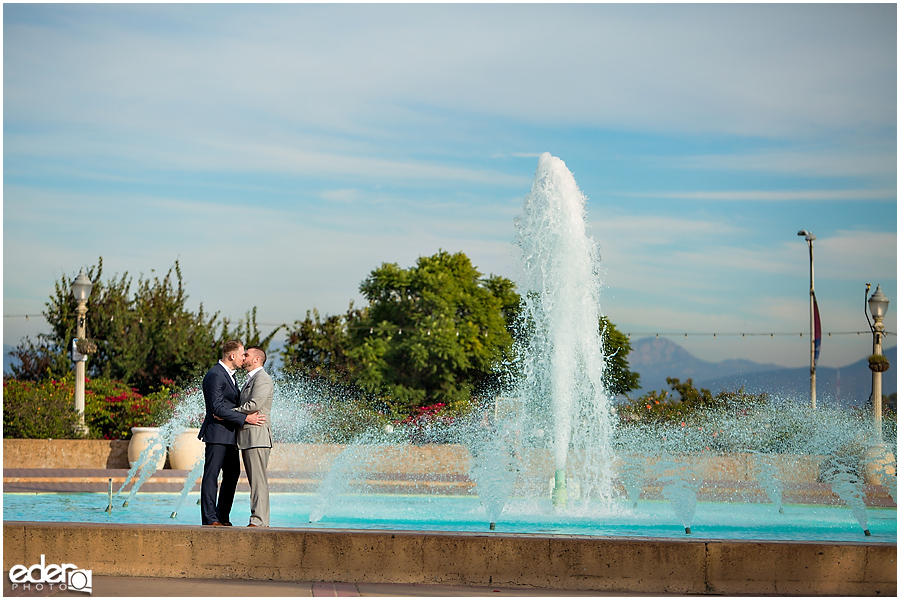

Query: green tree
[600,316,640,397]
[283,250,520,416]
[8,258,278,393]
[281,305,363,385]
[351,250,517,413]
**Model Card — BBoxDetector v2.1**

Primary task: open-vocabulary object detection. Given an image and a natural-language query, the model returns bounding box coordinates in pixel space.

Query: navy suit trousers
[200,443,240,525]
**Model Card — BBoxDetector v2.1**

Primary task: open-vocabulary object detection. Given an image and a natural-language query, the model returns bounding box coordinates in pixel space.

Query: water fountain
[513,153,614,510]
[4,153,896,594]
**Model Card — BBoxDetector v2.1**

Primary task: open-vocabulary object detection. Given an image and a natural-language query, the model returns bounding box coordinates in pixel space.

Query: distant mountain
[700,346,897,409]
[628,337,785,394]
[627,337,897,408]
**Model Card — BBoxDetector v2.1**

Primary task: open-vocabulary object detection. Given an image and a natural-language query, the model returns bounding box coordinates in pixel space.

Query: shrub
[3,377,83,439]
[617,377,768,429]
[3,376,176,440]
[83,378,175,440]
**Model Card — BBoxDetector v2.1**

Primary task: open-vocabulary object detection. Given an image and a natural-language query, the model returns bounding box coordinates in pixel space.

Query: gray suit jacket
[234,369,274,450]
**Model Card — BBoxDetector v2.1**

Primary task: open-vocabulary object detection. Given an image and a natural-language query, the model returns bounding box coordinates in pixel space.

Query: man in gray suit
[233,346,275,527]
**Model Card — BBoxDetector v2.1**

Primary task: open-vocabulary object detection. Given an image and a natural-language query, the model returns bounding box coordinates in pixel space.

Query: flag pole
[798,230,817,409]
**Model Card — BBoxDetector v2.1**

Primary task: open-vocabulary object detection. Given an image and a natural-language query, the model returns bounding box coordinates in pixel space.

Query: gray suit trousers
[242,446,271,527]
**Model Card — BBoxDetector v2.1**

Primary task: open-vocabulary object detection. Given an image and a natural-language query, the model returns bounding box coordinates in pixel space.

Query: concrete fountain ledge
[3,521,896,595]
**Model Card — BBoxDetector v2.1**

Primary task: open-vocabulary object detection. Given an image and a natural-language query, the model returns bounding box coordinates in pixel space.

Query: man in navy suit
[198,340,266,526]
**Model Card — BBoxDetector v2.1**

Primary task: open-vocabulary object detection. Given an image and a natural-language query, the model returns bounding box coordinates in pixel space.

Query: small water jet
[308,442,372,524]
[655,455,703,535]
[751,452,785,514]
[465,416,520,529]
[116,424,177,506]
[821,454,872,535]
[170,455,204,519]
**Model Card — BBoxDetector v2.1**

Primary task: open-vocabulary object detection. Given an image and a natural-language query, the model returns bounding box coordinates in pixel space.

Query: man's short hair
[222,339,243,359]
[247,345,267,366]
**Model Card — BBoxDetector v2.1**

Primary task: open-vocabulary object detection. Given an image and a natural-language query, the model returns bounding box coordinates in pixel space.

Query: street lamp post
[797,230,817,409]
[71,270,93,434]
[866,284,890,438]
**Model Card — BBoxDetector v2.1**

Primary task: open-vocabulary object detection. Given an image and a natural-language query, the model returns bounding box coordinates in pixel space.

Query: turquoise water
[4,492,896,543]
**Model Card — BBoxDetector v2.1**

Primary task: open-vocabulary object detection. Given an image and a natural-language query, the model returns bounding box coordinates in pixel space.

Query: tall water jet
[514,153,614,509]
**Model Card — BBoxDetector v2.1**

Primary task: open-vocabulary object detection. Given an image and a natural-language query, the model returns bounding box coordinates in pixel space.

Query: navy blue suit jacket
[197,363,247,445]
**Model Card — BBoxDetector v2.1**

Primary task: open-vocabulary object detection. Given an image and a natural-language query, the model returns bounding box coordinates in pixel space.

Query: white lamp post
[71,270,93,434]
[797,230,817,409]
[867,284,890,438]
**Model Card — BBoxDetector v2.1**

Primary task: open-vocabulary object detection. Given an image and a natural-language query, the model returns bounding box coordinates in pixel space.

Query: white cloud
[627,190,896,202]
[815,230,898,281]
[675,150,897,179]
[6,4,895,142]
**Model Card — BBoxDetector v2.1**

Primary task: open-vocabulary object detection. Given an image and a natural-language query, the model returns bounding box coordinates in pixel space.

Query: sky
[3,3,897,375]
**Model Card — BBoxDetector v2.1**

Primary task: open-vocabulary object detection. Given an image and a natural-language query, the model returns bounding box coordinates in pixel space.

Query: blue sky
[3,3,897,373]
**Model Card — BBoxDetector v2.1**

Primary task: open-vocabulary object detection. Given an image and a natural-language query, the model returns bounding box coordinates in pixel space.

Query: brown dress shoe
[205,521,225,527]
[247,523,258,527]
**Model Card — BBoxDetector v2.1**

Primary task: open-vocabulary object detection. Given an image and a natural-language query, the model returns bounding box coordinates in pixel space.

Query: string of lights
[624,331,896,339]
[4,313,894,339]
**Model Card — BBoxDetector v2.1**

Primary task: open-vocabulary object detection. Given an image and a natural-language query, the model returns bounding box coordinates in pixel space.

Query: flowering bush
[3,375,176,440]
[3,377,82,439]
[83,377,175,439]
[397,402,457,444]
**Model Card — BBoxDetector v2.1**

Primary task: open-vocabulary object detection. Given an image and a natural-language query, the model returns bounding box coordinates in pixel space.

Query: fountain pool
[4,491,896,543]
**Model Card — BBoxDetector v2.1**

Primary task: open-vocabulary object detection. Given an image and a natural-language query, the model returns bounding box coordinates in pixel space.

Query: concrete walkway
[3,575,661,597]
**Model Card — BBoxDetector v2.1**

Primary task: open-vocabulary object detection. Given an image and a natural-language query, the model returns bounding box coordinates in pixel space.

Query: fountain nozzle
[685,527,691,534]
[864,529,871,536]
[552,469,567,509]
[489,522,496,530]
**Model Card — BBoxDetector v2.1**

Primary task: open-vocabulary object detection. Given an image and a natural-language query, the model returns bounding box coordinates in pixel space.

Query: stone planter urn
[168,428,204,470]
[863,443,896,485]
[128,426,167,470]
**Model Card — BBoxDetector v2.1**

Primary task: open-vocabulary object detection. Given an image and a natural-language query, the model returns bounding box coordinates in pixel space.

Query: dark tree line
[9,258,279,394]
[9,252,641,416]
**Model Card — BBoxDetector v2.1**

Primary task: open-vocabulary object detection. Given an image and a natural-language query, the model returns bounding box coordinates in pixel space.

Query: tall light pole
[71,270,93,434]
[866,284,890,438]
[797,230,817,409]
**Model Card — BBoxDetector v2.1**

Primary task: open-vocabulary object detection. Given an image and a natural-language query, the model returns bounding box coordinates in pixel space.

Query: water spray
[515,153,615,510]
